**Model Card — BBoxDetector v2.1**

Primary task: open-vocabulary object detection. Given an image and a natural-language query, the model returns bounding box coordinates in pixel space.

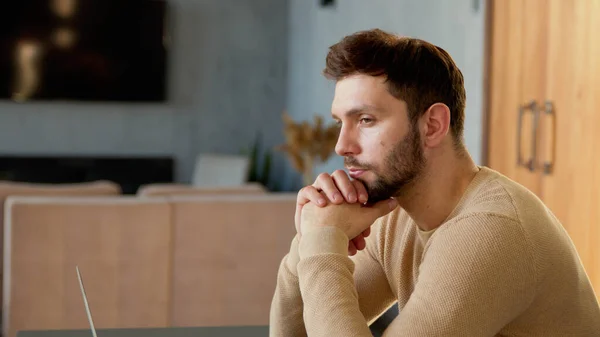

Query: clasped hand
[295,170,398,255]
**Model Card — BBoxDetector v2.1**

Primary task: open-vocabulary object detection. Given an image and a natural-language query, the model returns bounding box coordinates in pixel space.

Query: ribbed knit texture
[269,166,600,336]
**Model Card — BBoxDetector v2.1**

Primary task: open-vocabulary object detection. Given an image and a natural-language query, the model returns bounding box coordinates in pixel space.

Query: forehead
[331,74,406,117]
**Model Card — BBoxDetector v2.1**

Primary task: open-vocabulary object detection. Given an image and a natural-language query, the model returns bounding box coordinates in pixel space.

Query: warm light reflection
[51,0,78,19]
[52,27,77,48]
[12,41,44,102]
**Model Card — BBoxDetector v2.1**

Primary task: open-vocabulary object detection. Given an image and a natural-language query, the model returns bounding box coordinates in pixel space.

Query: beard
[345,123,426,203]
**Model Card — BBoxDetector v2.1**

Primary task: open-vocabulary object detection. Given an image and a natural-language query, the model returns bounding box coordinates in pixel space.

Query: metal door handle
[542,101,555,175]
[517,100,539,172]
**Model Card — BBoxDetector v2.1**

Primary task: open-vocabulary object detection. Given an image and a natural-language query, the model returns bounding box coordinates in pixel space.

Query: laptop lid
[76,266,98,337]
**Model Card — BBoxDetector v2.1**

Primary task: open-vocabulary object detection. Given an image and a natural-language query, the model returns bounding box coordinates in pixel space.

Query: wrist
[300,218,342,236]
[284,235,301,276]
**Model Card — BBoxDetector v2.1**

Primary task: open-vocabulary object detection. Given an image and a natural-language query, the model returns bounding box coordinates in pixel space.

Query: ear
[422,103,451,148]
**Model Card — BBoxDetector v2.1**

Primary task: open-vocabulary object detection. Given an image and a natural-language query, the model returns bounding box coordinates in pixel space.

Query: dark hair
[323,29,466,146]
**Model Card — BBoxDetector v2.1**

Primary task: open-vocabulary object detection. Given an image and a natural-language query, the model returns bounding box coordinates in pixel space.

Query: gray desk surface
[17,326,268,337]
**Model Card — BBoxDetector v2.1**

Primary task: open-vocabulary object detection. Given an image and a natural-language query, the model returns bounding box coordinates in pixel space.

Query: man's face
[331,74,426,203]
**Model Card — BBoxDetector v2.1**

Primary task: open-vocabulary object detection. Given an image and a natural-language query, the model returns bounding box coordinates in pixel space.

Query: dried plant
[277,111,340,185]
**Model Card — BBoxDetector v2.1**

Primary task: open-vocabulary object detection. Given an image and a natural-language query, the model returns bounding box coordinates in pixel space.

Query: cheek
[358,131,380,154]
[360,134,388,168]
[359,123,405,164]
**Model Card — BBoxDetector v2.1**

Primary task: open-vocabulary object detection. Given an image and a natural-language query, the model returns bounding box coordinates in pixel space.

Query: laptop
[71,266,269,337]
[76,266,98,337]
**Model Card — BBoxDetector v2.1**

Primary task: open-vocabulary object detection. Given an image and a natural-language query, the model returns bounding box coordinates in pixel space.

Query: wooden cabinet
[487,0,548,196]
[486,0,600,295]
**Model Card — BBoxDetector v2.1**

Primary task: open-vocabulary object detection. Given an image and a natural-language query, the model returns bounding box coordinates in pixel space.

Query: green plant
[242,132,273,190]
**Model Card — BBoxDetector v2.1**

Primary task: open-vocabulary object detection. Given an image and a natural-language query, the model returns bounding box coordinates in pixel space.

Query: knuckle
[305,185,316,191]
[298,186,311,197]
[331,169,347,178]
[316,172,331,182]
[353,179,366,189]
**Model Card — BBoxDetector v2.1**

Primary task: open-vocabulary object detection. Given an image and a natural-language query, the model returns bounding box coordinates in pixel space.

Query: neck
[395,149,479,231]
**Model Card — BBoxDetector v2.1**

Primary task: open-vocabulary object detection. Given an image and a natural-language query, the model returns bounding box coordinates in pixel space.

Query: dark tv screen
[0,0,169,102]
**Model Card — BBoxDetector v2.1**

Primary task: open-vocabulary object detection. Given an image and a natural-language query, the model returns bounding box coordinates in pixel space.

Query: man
[269,29,600,336]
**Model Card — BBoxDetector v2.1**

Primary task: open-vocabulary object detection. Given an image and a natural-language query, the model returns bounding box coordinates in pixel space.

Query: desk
[17,326,268,337]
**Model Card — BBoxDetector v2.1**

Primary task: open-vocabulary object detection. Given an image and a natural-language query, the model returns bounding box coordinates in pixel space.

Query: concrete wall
[0,0,289,185]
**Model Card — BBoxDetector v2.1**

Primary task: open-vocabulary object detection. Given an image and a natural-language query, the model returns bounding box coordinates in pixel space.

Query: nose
[335,125,361,157]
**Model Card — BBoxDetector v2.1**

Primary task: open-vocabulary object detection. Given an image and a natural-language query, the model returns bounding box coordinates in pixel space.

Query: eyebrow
[332,104,380,119]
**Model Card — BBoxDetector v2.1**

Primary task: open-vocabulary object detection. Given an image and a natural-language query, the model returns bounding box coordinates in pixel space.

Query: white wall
[0,0,289,185]
[286,0,486,187]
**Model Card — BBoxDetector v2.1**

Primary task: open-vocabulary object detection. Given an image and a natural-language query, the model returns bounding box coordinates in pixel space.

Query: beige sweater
[269,166,600,336]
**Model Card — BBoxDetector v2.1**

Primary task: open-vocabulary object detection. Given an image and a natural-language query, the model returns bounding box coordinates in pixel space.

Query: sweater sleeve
[270,222,395,337]
[383,214,537,336]
[295,214,537,337]
[296,226,386,337]
[269,235,306,337]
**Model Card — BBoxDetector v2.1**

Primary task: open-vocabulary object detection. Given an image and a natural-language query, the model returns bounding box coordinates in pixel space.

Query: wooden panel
[520,0,549,178]
[0,181,121,320]
[590,0,600,299]
[487,0,545,196]
[17,325,269,337]
[3,198,172,337]
[541,0,600,296]
[170,195,297,327]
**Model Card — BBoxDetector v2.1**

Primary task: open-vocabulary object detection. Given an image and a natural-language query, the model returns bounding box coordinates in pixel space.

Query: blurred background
[0,0,485,194]
[0,0,598,336]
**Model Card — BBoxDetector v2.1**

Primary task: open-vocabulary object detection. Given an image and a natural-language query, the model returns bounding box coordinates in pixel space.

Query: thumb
[366,198,398,218]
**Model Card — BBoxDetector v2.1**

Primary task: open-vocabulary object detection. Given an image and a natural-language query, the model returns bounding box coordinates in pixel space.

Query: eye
[359,117,374,124]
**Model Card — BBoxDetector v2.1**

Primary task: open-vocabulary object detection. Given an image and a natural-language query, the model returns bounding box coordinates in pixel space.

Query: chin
[363,179,408,203]
[363,185,395,204]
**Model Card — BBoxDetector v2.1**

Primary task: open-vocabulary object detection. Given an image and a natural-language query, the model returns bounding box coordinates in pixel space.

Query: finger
[295,186,327,236]
[353,235,366,251]
[294,201,303,236]
[348,240,358,256]
[331,170,359,203]
[361,227,371,238]
[298,185,327,207]
[314,173,344,204]
[351,179,369,204]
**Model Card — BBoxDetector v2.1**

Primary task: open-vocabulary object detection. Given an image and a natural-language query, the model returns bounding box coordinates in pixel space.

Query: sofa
[2,192,296,337]
[136,182,267,197]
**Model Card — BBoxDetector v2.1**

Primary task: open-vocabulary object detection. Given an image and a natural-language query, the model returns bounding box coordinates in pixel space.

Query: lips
[347,168,366,178]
